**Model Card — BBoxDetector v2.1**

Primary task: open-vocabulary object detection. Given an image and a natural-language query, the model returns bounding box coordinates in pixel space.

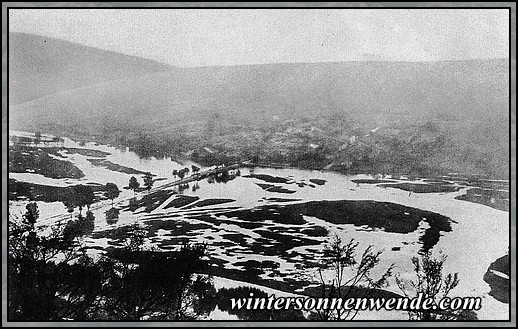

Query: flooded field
[9,137,510,320]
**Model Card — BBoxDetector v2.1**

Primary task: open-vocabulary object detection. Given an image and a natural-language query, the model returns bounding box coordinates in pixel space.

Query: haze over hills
[10,57,508,129]
[8,33,509,178]
[9,32,174,105]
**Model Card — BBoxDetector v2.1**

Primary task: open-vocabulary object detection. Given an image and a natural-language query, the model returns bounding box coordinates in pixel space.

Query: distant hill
[10,58,508,132]
[9,32,174,105]
[8,35,509,178]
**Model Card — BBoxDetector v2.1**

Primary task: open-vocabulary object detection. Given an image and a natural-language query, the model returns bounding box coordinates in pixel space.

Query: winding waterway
[9,136,510,320]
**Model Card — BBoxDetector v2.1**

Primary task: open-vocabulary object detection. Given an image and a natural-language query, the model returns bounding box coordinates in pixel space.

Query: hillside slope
[8,37,509,178]
[10,59,508,130]
[9,32,174,105]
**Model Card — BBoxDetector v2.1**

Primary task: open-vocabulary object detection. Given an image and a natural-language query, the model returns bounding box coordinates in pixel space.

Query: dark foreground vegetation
[9,203,213,321]
[9,201,480,321]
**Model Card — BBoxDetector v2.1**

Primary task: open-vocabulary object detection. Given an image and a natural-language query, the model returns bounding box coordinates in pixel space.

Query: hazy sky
[9,9,509,67]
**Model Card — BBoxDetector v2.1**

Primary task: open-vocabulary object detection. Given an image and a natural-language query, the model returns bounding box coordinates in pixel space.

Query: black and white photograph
[4,3,513,324]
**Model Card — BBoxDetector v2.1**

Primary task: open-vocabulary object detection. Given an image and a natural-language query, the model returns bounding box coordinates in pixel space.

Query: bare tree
[395,250,476,320]
[310,235,393,320]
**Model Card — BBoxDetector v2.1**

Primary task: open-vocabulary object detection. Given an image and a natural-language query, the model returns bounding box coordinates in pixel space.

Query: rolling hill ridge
[9,32,175,105]
[8,33,510,178]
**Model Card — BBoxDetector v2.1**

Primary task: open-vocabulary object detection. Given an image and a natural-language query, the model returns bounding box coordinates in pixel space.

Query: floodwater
[9,136,510,320]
